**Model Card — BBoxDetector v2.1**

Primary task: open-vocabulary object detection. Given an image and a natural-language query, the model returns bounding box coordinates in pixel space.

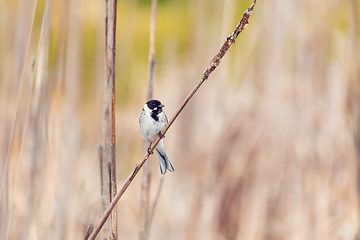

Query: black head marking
[146,100,164,121]
[146,100,163,110]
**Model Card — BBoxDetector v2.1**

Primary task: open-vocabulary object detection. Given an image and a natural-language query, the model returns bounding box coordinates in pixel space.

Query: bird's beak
[160,104,165,107]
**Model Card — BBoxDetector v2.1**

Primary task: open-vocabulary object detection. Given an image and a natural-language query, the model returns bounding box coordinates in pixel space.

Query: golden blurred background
[1,0,360,239]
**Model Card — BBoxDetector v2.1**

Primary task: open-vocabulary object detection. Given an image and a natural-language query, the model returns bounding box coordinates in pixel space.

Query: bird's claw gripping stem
[158,132,165,139]
[147,147,154,155]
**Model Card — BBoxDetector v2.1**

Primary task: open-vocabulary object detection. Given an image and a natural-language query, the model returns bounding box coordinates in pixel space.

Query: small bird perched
[139,100,175,174]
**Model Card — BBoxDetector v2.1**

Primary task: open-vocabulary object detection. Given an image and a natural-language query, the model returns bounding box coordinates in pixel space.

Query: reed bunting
[139,100,175,174]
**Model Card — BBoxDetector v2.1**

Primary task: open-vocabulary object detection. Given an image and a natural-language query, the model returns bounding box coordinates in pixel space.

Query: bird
[139,99,175,174]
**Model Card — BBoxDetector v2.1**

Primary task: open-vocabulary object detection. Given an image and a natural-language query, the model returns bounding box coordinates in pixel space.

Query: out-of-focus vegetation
[1,0,359,239]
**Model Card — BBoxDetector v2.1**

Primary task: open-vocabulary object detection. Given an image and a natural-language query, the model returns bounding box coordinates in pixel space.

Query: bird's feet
[158,132,165,139]
[147,147,154,155]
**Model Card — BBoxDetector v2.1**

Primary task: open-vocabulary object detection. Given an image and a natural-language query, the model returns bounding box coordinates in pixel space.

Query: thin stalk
[146,177,164,237]
[87,1,256,239]
[102,0,118,239]
[140,0,157,239]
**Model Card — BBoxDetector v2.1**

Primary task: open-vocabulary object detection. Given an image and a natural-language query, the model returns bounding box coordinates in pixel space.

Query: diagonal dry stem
[87,1,256,239]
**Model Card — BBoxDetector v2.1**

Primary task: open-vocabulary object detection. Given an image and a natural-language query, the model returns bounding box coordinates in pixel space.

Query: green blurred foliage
[115,1,190,104]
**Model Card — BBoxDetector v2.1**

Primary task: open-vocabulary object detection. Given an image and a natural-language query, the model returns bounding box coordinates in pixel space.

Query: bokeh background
[1,0,360,239]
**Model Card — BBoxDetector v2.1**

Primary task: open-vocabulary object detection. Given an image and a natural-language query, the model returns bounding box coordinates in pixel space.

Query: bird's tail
[155,139,175,175]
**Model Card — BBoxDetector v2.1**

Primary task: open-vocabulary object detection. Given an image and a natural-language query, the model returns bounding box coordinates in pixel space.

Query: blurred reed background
[1,0,360,239]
